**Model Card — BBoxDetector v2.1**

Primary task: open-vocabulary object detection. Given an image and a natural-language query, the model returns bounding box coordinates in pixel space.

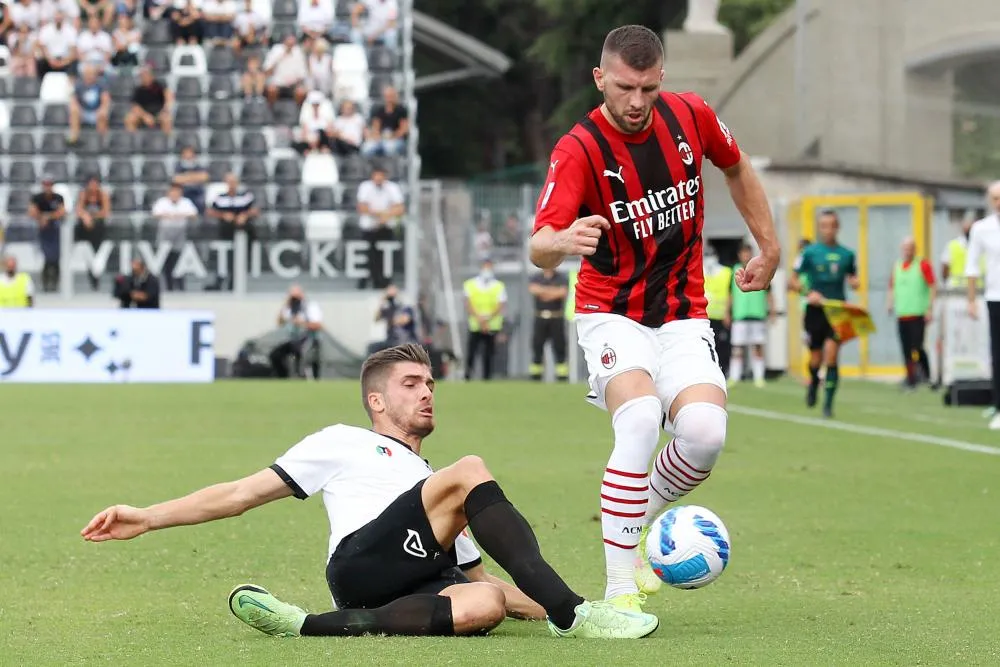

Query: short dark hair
[602,25,664,70]
[819,209,840,224]
[360,343,431,418]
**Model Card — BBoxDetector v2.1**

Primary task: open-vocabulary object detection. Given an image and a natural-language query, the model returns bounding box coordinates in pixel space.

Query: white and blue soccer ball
[646,505,731,589]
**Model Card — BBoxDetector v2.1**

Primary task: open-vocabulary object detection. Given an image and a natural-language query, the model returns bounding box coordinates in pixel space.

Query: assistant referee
[964,180,1000,430]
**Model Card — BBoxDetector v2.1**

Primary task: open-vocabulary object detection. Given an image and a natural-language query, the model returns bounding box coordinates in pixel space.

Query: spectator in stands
[271,284,323,378]
[114,257,161,309]
[330,99,364,156]
[79,0,115,27]
[231,0,268,53]
[9,0,40,32]
[496,213,521,248]
[28,174,67,293]
[201,0,235,44]
[37,10,78,79]
[124,65,173,135]
[297,0,334,42]
[305,36,332,96]
[41,0,80,27]
[170,0,203,45]
[240,54,266,100]
[207,172,259,290]
[473,218,494,263]
[173,145,209,212]
[111,13,141,67]
[263,32,307,107]
[356,163,404,289]
[74,175,112,291]
[78,15,114,72]
[0,255,35,308]
[351,0,397,49]
[362,85,409,157]
[293,90,335,154]
[151,183,199,292]
[145,0,172,21]
[0,2,12,40]
[69,64,111,143]
[368,283,419,354]
[7,22,36,77]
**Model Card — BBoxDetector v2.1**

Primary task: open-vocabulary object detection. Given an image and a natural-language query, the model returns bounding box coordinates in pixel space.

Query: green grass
[3,379,1000,665]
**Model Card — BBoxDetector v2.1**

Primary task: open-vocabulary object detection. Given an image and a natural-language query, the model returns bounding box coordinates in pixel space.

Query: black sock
[809,364,820,388]
[300,594,453,637]
[464,481,584,630]
[824,365,839,409]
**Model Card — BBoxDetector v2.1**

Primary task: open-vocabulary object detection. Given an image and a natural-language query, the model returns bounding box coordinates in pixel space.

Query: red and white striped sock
[602,396,661,599]
[644,439,713,523]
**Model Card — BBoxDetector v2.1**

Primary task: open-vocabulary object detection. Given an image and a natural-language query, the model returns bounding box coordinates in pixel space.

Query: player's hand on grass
[554,215,610,257]
[81,505,152,542]
[735,253,778,292]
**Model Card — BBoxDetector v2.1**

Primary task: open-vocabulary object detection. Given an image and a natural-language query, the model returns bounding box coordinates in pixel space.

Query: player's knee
[453,455,493,488]
[450,583,506,635]
[611,395,662,456]
[673,402,728,469]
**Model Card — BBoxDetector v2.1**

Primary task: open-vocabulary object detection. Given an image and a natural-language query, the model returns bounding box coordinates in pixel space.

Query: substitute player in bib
[82,344,658,640]
[789,210,859,418]
[529,25,779,610]
[729,243,773,387]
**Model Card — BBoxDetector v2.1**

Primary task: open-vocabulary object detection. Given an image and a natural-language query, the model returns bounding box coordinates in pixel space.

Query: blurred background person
[888,236,935,389]
[367,283,418,354]
[703,244,732,375]
[728,243,773,387]
[528,267,569,382]
[113,257,160,309]
[28,173,66,293]
[463,258,506,381]
[74,175,112,291]
[151,183,199,292]
[0,255,35,308]
[270,285,323,378]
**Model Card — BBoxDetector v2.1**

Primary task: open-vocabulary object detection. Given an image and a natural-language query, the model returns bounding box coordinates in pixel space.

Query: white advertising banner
[0,310,215,383]
[941,294,990,386]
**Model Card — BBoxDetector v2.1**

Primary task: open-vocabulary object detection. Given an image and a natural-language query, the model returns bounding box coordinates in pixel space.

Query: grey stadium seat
[269,23,296,44]
[208,159,232,181]
[240,101,271,127]
[73,132,103,155]
[273,159,301,184]
[139,132,169,155]
[41,160,69,184]
[340,156,367,182]
[208,105,234,129]
[368,47,396,72]
[109,105,129,129]
[107,132,135,155]
[308,187,337,211]
[175,77,203,100]
[277,215,304,240]
[11,105,38,127]
[274,185,302,212]
[273,0,297,19]
[208,76,235,100]
[75,158,104,182]
[9,161,36,185]
[173,131,202,153]
[240,159,269,185]
[141,160,170,184]
[110,187,138,211]
[240,131,268,155]
[12,77,40,98]
[41,133,68,155]
[143,19,172,45]
[272,100,299,126]
[339,187,357,211]
[6,190,32,214]
[249,185,269,210]
[42,104,69,127]
[208,130,236,154]
[108,160,136,184]
[208,47,236,73]
[145,48,170,73]
[143,188,167,211]
[110,75,134,101]
[174,104,202,129]
[7,132,35,155]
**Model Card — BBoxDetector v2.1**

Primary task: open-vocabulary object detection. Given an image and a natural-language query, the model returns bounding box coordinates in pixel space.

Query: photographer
[367,284,418,354]
[269,285,322,378]
[113,258,160,309]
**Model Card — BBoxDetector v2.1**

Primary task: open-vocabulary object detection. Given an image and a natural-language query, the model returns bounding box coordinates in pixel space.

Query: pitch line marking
[728,404,1000,456]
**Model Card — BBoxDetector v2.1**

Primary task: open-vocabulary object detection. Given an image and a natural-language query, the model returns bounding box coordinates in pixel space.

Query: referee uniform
[964,200,1000,428]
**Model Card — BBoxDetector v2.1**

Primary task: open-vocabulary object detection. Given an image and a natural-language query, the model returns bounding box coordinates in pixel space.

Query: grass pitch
[2,378,1000,665]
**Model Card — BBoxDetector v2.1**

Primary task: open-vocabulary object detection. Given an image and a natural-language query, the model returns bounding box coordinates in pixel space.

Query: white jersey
[272,424,482,567]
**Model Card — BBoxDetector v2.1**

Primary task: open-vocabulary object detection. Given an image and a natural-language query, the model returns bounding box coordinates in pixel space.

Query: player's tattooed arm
[464,564,547,620]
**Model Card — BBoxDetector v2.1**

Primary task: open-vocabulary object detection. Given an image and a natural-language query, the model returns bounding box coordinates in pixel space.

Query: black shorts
[804,304,837,351]
[327,479,469,609]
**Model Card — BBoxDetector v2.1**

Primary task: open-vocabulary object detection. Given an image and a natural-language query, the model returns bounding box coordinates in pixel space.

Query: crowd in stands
[0,0,411,295]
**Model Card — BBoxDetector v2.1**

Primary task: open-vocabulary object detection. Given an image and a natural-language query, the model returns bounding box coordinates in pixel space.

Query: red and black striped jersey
[532,92,741,327]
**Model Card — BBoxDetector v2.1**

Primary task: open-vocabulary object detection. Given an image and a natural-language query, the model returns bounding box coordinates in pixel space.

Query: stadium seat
[368,46,397,73]
[106,214,139,241]
[208,159,232,181]
[140,160,170,184]
[41,133,68,155]
[274,185,302,212]
[9,161,36,185]
[340,186,357,210]
[146,48,170,73]
[11,77,40,99]
[139,132,169,155]
[273,158,302,184]
[174,103,202,129]
[42,104,69,127]
[143,19,172,46]
[41,160,69,184]
[143,188,167,211]
[175,77,203,100]
[0,102,8,133]
[307,187,337,211]
[335,72,370,104]
[10,105,38,127]
[0,45,10,77]
[110,74,134,102]
[301,153,339,187]
[240,131,268,154]
[7,132,35,156]
[272,100,299,126]
[208,76,236,100]
[305,211,343,242]
[75,158,104,182]
[173,131,202,153]
[251,0,272,24]
[39,72,72,104]
[276,215,305,240]
[108,160,136,184]
[240,158,269,185]
[109,105,128,129]
[240,101,272,127]
[107,132,135,155]
[249,185,270,210]
[270,22,296,44]
[73,132,103,156]
[6,190,31,214]
[110,187,138,211]
[339,155,367,182]
[207,46,236,74]
[208,104,234,129]
[273,0,297,19]
[368,74,393,100]
[208,130,236,154]
[332,43,369,75]
[171,45,208,77]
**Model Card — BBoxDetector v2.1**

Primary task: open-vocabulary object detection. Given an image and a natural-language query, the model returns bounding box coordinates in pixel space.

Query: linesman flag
[821,299,876,343]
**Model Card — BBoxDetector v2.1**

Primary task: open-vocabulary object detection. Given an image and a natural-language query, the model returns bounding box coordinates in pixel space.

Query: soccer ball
[646,505,730,589]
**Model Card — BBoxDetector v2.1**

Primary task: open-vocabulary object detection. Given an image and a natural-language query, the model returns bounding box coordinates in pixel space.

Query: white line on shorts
[728,404,1000,456]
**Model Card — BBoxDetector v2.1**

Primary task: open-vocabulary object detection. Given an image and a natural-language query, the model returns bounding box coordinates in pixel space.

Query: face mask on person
[480,269,493,281]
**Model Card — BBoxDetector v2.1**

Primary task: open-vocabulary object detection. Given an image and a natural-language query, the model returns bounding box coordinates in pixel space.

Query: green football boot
[548,600,659,639]
[228,584,307,637]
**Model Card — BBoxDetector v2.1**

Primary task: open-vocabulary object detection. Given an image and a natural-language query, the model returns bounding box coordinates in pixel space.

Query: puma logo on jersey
[403,529,428,558]
[603,166,624,184]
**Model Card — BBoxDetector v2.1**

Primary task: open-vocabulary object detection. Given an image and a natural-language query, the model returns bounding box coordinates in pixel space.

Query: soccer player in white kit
[81,344,658,639]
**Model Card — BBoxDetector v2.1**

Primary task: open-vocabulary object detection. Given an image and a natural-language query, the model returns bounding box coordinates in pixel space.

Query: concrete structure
[662,0,1000,180]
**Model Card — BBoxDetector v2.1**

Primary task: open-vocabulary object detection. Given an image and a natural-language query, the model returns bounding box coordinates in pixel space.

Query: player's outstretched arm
[724,153,780,292]
[464,564,547,621]
[81,468,293,542]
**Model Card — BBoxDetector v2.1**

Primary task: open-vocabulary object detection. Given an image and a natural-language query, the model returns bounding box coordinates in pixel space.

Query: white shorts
[575,312,727,419]
[731,319,767,347]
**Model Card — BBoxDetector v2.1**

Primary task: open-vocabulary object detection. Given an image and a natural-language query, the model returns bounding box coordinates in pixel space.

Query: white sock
[602,395,662,599]
[729,355,743,382]
[751,356,766,383]
[645,403,727,523]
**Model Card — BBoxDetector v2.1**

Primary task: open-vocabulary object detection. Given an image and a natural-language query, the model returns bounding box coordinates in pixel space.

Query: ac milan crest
[678,141,694,166]
[600,346,617,369]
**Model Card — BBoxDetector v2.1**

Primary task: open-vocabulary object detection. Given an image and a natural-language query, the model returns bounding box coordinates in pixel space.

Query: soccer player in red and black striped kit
[530,25,780,612]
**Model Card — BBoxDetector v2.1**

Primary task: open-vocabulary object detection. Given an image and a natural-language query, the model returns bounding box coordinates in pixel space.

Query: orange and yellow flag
[820,299,876,344]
